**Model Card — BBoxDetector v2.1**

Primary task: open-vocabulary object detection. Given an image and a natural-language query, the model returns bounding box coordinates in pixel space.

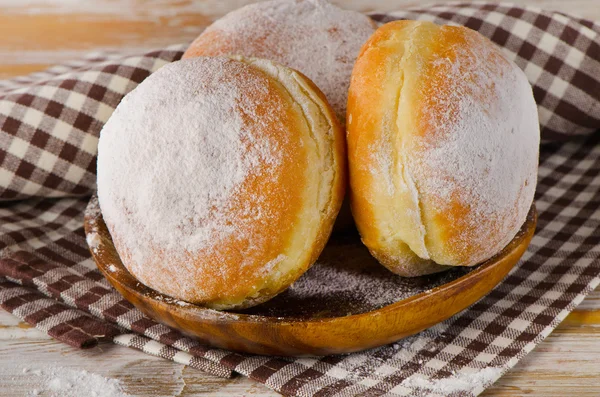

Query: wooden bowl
[84,199,536,356]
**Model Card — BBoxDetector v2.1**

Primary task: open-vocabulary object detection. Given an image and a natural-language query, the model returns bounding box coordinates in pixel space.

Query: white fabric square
[326,366,349,379]
[78,70,103,84]
[563,45,587,70]
[51,119,74,142]
[374,364,399,377]
[62,163,86,184]
[8,136,30,159]
[95,102,115,122]
[35,85,59,100]
[559,273,579,284]
[526,304,548,314]
[490,336,512,348]
[424,358,447,370]
[560,205,580,217]
[512,19,533,40]
[358,378,379,387]
[523,62,544,82]
[37,151,59,173]
[484,11,505,26]
[508,318,531,332]
[79,133,99,155]
[21,179,43,196]
[548,77,570,98]
[552,13,570,26]
[107,75,131,94]
[64,91,88,112]
[560,241,580,253]
[23,107,45,128]
[0,99,15,115]
[474,352,497,363]
[388,384,412,396]
[441,343,464,355]
[579,24,597,39]
[537,32,560,55]
[541,290,563,301]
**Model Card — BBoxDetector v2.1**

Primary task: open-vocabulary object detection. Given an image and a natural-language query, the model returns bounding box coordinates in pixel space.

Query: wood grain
[1,0,599,395]
[0,330,275,396]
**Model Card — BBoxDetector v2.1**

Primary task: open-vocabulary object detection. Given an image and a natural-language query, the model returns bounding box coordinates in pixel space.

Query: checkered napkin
[1,3,599,396]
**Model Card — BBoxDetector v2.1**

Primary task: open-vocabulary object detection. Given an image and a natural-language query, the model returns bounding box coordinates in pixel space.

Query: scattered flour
[22,365,129,397]
[239,234,473,318]
[288,252,465,308]
[401,366,503,394]
[85,196,102,255]
[184,0,375,121]
[86,232,101,250]
[153,294,191,307]
[306,323,501,392]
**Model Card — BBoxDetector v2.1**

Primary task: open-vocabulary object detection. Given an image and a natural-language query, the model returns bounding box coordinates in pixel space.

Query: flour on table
[401,366,503,394]
[23,365,129,397]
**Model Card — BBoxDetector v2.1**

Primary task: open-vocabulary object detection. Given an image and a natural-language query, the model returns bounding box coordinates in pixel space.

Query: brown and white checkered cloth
[1,3,599,396]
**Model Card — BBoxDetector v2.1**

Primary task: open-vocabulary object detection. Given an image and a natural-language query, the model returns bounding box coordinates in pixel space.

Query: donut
[347,21,540,276]
[182,0,375,124]
[97,56,345,309]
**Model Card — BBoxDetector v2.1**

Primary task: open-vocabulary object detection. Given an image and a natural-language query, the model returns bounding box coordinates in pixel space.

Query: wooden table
[1,1,599,395]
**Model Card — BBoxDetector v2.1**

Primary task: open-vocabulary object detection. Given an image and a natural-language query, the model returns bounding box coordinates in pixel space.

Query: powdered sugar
[85,198,102,254]
[23,365,129,397]
[239,233,473,318]
[86,232,101,251]
[185,0,375,122]
[153,294,192,307]
[97,57,286,302]
[261,254,287,277]
[405,26,539,265]
[400,366,503,394]
[313,325,502,393]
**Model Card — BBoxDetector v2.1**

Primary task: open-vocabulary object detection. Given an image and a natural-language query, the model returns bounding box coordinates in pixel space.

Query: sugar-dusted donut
[347,21,540,276]
[97,56,345,309]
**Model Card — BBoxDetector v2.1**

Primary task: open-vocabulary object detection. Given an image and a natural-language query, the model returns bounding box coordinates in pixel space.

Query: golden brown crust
[100,57,345,309]
[223,57,347,308]
[347,21,539,276]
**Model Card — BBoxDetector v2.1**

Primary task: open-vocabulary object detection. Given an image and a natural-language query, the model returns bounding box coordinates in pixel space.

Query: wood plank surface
[1,0,599,396]
[1,0,599,79]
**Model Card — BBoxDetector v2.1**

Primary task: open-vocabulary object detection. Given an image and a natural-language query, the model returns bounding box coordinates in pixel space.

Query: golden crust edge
[207,56,346,309]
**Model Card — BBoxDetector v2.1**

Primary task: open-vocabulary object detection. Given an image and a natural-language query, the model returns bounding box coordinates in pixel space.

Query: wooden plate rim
[86,204,537,326]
